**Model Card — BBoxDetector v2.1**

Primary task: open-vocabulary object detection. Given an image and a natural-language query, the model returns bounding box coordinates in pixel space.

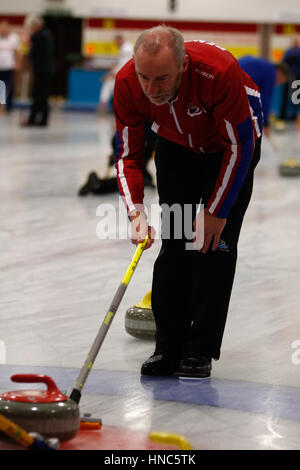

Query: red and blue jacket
[113,40,263,218]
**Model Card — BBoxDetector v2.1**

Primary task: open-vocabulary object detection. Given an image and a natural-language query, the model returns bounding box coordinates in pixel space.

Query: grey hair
[24,14,44,30]
[134,25,186,66]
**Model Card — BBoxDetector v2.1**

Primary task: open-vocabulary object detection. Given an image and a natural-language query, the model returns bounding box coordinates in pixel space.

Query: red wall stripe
[0,15,25,25]
[1,14,300,34]
[87,18,258,33]
[274,24,300,34]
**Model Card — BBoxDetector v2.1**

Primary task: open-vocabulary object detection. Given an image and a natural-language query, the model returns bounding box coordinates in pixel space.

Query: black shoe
[141,353,179,376]
[78,172,101,196]
[176,354,212,378]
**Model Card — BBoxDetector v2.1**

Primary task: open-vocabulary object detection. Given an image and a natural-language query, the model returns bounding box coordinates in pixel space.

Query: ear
[183,54,189,72]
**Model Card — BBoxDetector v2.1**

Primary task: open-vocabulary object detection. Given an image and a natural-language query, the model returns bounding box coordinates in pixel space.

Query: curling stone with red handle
[0,374,80,442]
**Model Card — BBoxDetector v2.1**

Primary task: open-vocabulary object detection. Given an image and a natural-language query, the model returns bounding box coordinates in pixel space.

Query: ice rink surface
[0,110,299,450]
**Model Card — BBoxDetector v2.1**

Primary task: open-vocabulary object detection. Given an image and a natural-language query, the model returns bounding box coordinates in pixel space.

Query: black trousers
[28,74,52,125]
[151,136,261,360]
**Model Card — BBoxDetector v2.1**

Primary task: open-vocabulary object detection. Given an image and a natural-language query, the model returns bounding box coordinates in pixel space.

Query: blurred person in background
[98,34,133,112]
[22,16,54,127]
[238,55,288,136]
[78,122,156,196]
[279,36,300,121]
[283,36,300,81]
[0,20,21,113]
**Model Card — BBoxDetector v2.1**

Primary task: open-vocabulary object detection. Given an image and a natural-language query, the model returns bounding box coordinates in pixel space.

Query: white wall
[69,0,300,23]
[0,0,43,15]
[1,0,300,23]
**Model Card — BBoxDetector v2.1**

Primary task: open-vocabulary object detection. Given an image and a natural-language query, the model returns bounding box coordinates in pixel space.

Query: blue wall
[66,68,110,111]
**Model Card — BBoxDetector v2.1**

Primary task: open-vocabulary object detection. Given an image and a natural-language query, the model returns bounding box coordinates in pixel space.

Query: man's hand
[193,209,227,254]
[129,210,155,250]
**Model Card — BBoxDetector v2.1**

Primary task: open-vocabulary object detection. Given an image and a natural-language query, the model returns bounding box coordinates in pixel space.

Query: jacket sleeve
[207,61,261,218]
[113,75,147,215]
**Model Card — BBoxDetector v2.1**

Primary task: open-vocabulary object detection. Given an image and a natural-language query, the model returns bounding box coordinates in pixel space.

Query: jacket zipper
[169,98,184,135]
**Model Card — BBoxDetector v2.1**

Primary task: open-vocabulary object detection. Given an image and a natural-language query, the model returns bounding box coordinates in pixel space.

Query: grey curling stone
[279,158,300,176]
[0,374,80,442]
[125,291,156,339]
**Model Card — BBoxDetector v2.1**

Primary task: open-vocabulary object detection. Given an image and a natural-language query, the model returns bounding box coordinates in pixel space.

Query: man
[99,34,133,112]
[238,55,288,135]
[78,124,156,196]
[113,26,263,378]
[283,36,300,80]
[23,16,54,127]
[0,20,21,112]
[280,37,300,121]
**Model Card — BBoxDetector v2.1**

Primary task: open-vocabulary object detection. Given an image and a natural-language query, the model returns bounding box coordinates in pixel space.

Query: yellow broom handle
[0,412,34,448]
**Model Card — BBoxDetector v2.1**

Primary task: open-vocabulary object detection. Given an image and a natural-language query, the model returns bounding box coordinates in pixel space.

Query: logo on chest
[187,105,206,117]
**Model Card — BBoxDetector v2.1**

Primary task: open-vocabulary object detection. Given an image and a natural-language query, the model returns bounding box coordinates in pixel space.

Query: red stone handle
[10,374,60,394]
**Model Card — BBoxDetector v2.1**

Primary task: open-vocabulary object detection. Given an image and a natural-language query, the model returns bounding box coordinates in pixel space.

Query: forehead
[134,47,178,76]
